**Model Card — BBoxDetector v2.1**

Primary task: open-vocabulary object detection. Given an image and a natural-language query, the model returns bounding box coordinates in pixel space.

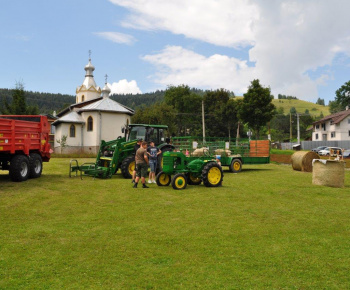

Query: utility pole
[202,100,206,144]
[297,113,300,145]
[290,113,292,142]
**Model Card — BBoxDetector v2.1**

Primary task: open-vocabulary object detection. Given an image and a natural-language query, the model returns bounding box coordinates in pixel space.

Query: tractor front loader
[69,124,174,179]
[69,137,136,179]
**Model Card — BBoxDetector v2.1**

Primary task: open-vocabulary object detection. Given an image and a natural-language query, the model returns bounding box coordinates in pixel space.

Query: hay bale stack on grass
[291,151,319,172]
[312,159,345,188]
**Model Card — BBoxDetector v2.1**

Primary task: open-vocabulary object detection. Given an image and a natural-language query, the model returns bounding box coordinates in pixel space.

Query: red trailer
[0,115,51,182]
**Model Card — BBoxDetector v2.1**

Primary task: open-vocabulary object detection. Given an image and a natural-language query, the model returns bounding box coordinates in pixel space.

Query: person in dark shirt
[147,140,161,183]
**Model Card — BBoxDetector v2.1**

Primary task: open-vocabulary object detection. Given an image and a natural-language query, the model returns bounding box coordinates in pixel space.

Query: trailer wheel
[121,156,135,179]
[187,173,202,185]
[202,162,223,187]
[29,153,43,178]
[10,155,30,182]
[229,159,242,173]
[171,173,187,190]
[156,171,171,186]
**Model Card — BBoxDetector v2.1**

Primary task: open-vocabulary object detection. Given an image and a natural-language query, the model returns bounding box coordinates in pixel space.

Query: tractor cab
[124,124,169,146]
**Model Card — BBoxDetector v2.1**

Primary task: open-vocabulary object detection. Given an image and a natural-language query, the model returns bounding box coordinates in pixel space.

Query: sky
[1,0,350,104]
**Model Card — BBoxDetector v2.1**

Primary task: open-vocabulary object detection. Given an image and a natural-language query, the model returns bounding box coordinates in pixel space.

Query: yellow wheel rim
[233,161,241,171]
[208,167,221,185]
[174,176,186,189]
[158,173,170,185]
[128,161,135,175]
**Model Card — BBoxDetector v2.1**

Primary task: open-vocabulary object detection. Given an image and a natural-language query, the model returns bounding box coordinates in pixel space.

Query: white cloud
[142,46,254,94]
[108,79,142,95]
[109,0,258,48]
[93,31,136,45]
[110,0,350,100]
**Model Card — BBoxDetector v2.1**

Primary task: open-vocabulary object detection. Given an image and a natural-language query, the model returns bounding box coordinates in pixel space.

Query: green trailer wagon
[170,137,270,173]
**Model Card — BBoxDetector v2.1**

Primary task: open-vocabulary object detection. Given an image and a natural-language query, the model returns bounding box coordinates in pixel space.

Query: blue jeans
[149,160,157,172]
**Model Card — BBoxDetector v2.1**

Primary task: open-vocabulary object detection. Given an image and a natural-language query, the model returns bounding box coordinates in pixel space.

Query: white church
[53,57,134,154]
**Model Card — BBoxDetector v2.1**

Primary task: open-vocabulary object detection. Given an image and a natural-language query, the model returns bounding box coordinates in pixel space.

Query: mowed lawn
[1,158,350,289]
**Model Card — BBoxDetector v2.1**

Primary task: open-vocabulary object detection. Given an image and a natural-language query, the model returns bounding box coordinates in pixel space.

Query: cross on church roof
[105,74,108,84]
[88,49,91,61]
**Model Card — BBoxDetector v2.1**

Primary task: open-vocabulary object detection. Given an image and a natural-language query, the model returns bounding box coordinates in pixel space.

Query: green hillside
[272,99,329,116]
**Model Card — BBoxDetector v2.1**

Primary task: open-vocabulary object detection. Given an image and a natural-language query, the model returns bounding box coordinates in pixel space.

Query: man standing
[133,141,149,188]
[132,138,142,184]
[147,140,161,183]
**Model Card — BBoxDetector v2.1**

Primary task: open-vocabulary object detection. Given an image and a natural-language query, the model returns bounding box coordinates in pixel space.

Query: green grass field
[235,97,330,117]
[271,99,330,117]
[1,158,350,289]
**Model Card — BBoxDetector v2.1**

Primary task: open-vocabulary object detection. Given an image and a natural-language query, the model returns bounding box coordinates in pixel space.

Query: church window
[87,116,93,131]
[70,125,76,137]
[82,95,85,102]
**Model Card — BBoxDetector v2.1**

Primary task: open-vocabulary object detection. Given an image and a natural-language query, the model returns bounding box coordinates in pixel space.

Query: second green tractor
[156,151,224,190]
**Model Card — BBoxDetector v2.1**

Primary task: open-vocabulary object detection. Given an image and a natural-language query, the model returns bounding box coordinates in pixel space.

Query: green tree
[164,85,202,135]
[1,81,39,115]
[203,89,238,138]
[131,102,177,136]
[238,79,276,139]
[328,100,343,114]
[332,80,350,112]
[316,98,325,106]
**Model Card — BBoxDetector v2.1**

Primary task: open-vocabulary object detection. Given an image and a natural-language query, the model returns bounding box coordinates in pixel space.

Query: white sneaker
[148,180,152,184]
[152,180,157,184]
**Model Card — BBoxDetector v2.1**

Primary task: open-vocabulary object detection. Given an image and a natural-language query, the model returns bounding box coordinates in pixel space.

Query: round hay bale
[312,160,345,188]
[291,151,319,172]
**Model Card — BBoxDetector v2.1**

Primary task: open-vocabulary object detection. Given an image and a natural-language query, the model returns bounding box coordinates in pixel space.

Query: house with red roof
[312,107,350,141]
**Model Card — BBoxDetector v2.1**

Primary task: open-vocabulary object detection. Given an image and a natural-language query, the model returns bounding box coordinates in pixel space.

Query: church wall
[76,90,100,103]
[54,123,85,154]
[82,111,100,147]
[100,112,131,141]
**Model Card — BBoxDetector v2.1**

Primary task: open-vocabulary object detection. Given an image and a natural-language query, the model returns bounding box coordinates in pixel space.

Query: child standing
[147,140,161,183]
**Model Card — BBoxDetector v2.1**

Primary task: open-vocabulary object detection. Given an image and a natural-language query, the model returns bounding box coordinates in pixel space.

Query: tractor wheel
[9,155,30,182]
[29,153,43,178]
[121,156,135,179]
[171,173,187,190]
[202,162,223,187]
[187,173,202,185]
[156,171,171,186]
[229,158,242,173]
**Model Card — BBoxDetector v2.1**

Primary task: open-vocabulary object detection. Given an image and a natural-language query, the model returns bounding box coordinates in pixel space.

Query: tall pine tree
[1,81,39,115]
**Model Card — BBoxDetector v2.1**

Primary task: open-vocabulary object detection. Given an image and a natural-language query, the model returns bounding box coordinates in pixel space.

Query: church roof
[52,111,85,125]
[57,97,103,117]
[78,97,134,115]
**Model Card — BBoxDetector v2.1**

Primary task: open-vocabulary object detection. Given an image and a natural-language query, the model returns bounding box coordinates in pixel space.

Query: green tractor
[69,124,174,179]
[156,151,224,190]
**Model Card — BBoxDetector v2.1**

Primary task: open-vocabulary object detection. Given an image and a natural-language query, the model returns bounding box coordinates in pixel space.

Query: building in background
[53,57,134,154]
[312,107,350,141]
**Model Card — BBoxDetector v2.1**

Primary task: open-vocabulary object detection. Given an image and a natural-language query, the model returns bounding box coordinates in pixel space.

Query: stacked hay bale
[312,160,345,188]
[192,148,209,157]
[291,151,319,172]
[214,149,231,157]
